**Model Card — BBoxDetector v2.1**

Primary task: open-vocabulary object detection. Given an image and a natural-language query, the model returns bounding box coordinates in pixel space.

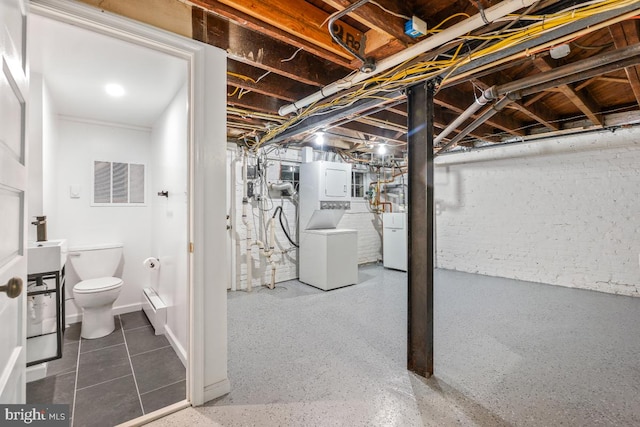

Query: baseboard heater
[142,287,166,335]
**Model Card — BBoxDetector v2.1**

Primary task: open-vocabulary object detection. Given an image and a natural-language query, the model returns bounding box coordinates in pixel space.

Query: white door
[0,0,28,404]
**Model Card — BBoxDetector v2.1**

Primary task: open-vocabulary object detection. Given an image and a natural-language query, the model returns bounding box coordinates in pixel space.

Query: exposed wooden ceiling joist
[320,0,412,45]
[190,0,354,68]
[184,0,640,150]
[609,21,640,108]
[534,56,603,127]
[205,0,369,59]
[227,59,316,102]
[193,8,350,86]
[227,89,288,114]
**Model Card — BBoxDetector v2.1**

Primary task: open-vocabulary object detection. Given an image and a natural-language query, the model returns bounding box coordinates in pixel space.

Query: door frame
[29,0,229,420]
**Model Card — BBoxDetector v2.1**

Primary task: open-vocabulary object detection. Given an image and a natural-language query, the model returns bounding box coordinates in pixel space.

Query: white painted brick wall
[435,127,640,297]
[337,200,383,264]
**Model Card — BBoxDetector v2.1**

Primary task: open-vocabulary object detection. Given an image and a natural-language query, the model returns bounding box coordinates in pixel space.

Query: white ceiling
[29,14,187,128]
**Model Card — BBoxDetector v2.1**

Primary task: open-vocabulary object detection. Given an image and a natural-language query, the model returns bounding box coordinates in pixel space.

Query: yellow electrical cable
[227,72,257,83]
[252,0,637,148]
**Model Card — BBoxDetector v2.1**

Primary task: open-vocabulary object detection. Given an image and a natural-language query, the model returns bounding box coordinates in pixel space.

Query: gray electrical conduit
[278,0,538,116]
[327,0,375,73]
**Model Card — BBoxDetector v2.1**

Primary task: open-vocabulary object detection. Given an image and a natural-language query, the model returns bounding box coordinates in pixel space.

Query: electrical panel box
[299,161,352,230]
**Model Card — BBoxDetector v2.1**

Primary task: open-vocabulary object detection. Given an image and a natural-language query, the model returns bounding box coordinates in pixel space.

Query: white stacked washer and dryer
[298,155,358,291]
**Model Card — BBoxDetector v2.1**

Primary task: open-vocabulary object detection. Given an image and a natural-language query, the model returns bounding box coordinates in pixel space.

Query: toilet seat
[74,277,123,294]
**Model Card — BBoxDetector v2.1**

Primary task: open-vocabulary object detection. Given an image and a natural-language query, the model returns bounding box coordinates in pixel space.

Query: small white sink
[28,239,67,275]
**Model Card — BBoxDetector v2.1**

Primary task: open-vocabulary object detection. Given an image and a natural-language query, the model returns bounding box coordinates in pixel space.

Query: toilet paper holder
[143,257,160,270]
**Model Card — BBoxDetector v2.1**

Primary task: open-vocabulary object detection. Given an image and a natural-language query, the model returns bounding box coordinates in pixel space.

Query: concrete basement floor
[148,266,640,426]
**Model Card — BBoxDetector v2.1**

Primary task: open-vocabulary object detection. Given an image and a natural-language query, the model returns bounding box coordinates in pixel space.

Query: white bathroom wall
[435,127,640,297]
[51,117,153,320]
[41,79,60,233]
[27,74,59,242]
[27,74,44,241]
[150,82,188,362]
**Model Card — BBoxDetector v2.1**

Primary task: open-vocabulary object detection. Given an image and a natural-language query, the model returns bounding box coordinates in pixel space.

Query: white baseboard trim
[116,400,191,427]
[65,302,142,325]
[26,363,47,383]
[203,378,231,404]
[114,302,142,316]
[164,324,187,369]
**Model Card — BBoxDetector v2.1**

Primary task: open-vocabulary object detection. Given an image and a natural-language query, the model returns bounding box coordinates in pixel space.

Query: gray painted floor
[149,266,640,426]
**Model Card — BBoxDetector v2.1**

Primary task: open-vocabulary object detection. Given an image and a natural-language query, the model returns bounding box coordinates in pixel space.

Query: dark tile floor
[27,311,186,427]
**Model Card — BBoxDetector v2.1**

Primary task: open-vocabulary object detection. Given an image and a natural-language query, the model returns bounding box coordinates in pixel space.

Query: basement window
[279,164,299,195]
[93,161,145,206]
[352,171,365,198]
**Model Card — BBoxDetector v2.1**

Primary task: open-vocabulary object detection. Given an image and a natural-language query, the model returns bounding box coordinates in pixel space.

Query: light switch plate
[70,185,81,198]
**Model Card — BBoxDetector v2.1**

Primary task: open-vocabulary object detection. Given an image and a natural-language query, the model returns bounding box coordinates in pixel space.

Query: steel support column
[407,80,435,377]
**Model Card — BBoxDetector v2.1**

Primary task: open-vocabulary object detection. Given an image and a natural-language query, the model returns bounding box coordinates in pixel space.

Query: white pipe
[248,218,278,289]
[434,91,492,144]
[268,182,297,198]
[230,148,242,292]
[241,152,253,292]
[266,218,276,289]
[278,0,536,116]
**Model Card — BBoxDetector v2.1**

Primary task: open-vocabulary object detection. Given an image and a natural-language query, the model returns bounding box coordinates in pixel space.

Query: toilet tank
[68,243,123,280]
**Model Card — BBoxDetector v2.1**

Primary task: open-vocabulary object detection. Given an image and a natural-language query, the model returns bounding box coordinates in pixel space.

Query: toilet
[69,243,124,339]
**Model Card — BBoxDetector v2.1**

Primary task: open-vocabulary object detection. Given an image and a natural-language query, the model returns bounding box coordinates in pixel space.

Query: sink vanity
[27,239,67,367]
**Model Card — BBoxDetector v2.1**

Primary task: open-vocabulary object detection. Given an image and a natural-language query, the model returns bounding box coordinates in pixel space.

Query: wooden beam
[227,59,316,102]
[573,76,629,92]
[210,0,367,59]
[560,85,603,126]
[320,0,412,44]
[191,0,354,68]
[198,10,350,86]
[227,87,288,114]
[354,115,407,133]
[535,57,603,126]
[508,103,559,131]
[609,21,640,108]
[339,121,406,143]
[523,91,549,107]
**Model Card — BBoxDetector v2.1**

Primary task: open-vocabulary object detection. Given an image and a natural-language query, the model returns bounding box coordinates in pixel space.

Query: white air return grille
[93,161,146,206]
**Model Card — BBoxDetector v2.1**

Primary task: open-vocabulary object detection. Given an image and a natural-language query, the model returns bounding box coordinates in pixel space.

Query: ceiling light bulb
[315,133,325,146]
[105,83,125,97]
[377,144,387,155]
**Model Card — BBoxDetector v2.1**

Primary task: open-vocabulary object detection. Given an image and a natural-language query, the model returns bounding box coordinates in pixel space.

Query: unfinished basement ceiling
[189,0,640,155]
